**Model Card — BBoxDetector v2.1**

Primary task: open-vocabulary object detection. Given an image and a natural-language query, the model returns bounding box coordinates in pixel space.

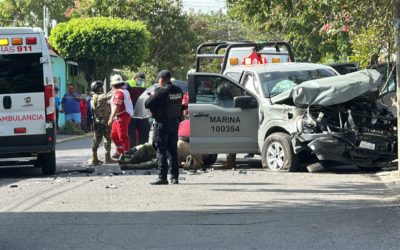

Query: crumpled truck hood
[271,69,381,107]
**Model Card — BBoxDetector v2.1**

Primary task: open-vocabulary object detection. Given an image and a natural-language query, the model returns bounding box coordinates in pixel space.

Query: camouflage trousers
[177,140,204,169]
[119,143,157,169]
[92,122,112,153]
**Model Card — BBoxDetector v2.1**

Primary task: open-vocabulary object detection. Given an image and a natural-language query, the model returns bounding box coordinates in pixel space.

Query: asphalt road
[0,137,399,250]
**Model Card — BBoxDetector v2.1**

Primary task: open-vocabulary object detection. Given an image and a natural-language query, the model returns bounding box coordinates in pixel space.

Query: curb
[56,133,93,143]
[377,171,400,199]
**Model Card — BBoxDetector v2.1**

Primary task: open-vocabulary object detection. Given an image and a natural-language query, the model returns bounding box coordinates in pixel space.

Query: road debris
[307,163,328,173]
[106,184,117,189]
[112,170,125,175]
[83,167,96,174]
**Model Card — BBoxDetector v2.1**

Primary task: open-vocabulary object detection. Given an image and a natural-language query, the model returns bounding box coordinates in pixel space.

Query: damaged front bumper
[292,105,397,168]
[306,133,396,167]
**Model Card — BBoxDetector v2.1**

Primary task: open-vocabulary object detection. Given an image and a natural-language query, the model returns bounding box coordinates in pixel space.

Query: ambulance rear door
[0,30,49,147]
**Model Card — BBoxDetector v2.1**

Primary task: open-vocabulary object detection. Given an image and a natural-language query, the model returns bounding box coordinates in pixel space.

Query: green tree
[67,0,197,80]
[186,11,272,73]
[0,0,73,27]
[227,0,394,66]
[188,11,272,44]
[49,17,150,82]
[0,0,33,26]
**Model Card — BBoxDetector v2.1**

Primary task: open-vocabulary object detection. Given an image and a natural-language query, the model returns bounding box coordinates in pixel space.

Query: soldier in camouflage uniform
[118,143,158,170]
[90,81,115,165]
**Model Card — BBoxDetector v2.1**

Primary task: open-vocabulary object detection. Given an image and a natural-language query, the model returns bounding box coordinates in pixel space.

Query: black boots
[150,178,169,185]
[150,177,179,185]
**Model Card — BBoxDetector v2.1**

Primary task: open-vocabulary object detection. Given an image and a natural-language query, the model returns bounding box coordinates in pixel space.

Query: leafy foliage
[227,0,395,66]
[185,12,273,73]
[49,17,150,82]
[0,0,73,27]
[58,120,85,135]
[66,0,196,80]
[188,12,270,43]
[349,27,381,68]
[115,63,158,87]
[0,0,31,26]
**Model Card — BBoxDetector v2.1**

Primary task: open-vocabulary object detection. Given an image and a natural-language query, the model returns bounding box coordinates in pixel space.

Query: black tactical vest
[156,84,183,121]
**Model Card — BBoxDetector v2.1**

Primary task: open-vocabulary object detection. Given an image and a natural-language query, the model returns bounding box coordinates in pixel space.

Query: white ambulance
[0,27,56,175]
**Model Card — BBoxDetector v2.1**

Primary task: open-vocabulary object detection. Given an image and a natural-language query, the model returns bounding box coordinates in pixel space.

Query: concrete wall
[51,55,66,127]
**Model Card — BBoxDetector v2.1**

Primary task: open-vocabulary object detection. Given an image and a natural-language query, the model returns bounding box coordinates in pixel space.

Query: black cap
[157,70,171,80]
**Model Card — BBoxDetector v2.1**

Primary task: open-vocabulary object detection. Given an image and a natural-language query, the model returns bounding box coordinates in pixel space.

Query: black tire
[38,151,56,175]
[203,154,218,167]
[261,132,299,172]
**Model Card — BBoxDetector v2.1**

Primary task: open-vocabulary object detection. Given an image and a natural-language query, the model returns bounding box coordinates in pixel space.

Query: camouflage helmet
[90,80,103,92]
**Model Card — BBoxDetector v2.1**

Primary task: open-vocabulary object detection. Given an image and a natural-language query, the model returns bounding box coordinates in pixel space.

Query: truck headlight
[298,112,323,134]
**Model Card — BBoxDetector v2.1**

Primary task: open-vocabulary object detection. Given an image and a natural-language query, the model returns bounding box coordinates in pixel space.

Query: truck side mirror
[234,96,257,109]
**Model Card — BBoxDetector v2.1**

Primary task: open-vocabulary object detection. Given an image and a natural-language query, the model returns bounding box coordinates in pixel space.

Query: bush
[58,121,85,135]
[49,17,151,81]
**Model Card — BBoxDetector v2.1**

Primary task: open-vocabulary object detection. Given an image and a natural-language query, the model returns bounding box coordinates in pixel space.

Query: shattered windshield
[260,69,337,97]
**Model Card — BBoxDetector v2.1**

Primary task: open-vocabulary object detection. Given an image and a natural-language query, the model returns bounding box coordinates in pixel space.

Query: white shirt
[111,89,134,117]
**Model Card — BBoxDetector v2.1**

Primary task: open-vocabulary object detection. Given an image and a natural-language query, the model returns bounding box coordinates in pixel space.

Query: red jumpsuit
[111,90,131,154]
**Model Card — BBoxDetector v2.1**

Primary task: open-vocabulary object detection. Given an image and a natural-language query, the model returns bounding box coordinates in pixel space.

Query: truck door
[188,73,259,154]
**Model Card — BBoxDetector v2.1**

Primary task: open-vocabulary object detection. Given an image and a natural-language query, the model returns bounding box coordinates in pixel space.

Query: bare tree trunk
[395,0,400,172]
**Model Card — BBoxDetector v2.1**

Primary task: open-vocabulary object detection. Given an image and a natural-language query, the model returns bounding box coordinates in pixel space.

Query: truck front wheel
[262,132,299,172]
[38,150,56,175]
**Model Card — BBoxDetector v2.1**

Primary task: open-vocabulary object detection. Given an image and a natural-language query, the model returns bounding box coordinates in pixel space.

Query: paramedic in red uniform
[108,74,133,158]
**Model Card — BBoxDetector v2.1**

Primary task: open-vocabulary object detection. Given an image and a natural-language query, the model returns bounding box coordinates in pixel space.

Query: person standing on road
[86,91,94,132]
[80,96,88,131]
[54,87,60,130]
[90,80,115,165]
[127,73,149,147]
[61,85,81,124]
[145,70,183,185]
[108,75,134,159]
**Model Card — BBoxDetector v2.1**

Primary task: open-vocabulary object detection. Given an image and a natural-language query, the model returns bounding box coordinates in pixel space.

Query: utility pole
[395,0,400,173]
[43,6,49,37]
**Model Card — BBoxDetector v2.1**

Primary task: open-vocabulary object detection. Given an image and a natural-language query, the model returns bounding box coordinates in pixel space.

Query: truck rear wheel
[262,132,299,172]
[203,154,218,167]
[38,151,56,175]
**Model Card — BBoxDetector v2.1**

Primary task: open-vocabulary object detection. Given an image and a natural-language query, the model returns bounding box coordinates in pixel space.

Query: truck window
[225,72,242,82]
[0,53,43,94]
[194,75,245,108]
[260,69,336,97]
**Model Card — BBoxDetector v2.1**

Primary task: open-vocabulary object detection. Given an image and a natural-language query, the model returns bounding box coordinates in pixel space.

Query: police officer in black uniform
[145,70,183,185]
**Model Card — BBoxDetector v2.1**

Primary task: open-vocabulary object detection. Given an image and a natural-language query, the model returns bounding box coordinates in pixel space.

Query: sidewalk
[56,132,93,143]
